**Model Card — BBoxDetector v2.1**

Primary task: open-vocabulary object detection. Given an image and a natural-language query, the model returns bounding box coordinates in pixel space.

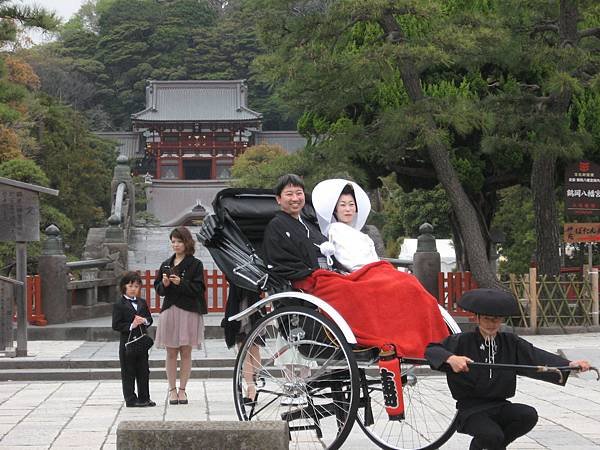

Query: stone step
[26,323,224,341]
[0,367,234,382]
[127,226,217,271]
[26,317,473,341]
[0,358,235,370]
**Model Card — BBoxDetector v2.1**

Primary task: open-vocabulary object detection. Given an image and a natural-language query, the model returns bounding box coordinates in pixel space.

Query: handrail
[383,257,413,269]
[113,182,126,220]
[0,275,24,286]
[66,258,110,270]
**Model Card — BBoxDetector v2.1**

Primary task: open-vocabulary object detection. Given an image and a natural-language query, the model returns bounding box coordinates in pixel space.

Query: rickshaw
[198,188,463,450]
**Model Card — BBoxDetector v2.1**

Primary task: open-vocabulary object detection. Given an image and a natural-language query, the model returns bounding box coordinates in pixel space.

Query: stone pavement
[0,333,599,449]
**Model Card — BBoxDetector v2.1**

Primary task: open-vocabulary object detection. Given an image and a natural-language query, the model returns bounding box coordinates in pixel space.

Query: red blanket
[293,261,449,358]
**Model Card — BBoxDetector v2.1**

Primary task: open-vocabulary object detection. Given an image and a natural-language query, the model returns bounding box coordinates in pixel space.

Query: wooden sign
[0,177,58,242]
[565,161,600,216]
[564,222,600,243]
[0,186,40,242]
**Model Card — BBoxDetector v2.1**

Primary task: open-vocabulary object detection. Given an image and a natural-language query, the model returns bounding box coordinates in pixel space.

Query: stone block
[38,254,69,324]
[413,251,441,299]
[116,420,289,450]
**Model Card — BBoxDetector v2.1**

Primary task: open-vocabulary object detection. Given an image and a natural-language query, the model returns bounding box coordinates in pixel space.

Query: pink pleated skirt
[155,305,205,349]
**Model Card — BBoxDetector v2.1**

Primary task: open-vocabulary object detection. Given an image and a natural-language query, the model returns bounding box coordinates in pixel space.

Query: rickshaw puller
[426,288,591,450]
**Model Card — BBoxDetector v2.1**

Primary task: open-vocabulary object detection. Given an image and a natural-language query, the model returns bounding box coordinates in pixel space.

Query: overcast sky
[20,0,86,44]
[28,0,86,21]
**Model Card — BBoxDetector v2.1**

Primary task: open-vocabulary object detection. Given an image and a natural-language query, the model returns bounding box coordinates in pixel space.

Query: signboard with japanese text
[0,186,39,242]
[564,222,600,243]
[565,161,600,216]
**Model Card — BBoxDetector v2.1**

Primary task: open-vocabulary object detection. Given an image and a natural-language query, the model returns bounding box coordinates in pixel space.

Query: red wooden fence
[140,269,229,313]
[437,272,478,317]
[13,275,47,326]
[22,270,230,326]
[23,267,596,326]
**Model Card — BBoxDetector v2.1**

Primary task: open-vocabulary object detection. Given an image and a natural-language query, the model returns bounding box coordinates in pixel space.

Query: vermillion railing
[26,275,47,325]
[437,272,478,317]
[139,269,229,313]
[24,268,599,329]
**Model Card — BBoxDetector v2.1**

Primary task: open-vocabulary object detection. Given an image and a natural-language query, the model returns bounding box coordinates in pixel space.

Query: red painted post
[25,275,47,326]
[437,272,446,307]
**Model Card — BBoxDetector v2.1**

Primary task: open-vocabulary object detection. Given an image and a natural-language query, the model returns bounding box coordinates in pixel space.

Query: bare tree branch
[391,165,437,180]
[531,23,559,36]
[579,27,600,40]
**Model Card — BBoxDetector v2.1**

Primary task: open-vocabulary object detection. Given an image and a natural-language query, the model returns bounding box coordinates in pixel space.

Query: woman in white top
[312,179,379,272]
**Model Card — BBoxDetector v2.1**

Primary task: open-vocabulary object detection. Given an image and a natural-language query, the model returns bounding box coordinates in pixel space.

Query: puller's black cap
[458,288,519,316]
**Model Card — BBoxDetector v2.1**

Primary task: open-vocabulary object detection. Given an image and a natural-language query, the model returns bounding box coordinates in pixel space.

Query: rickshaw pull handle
[467,362,600,384]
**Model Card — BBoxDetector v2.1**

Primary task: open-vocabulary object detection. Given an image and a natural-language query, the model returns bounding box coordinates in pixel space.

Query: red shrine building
[132,79,262,181]
[97,80,305,225]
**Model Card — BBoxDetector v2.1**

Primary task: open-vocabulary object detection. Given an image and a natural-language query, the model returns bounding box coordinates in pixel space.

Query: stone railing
[39,225,120,324]
[66,258,115,309]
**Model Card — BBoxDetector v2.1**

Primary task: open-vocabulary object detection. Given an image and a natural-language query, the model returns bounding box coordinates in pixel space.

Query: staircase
[127,226,216,271]
[3,314,234,381]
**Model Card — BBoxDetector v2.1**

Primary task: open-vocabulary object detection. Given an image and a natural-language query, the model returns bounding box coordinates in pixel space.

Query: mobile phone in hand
[164,265,172,276]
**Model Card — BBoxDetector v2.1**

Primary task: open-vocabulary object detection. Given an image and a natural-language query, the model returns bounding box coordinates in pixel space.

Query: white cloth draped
[328,222,379,272]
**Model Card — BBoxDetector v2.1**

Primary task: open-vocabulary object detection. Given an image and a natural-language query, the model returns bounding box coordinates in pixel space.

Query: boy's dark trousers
[112,296,153,406]
[118,334,150,405]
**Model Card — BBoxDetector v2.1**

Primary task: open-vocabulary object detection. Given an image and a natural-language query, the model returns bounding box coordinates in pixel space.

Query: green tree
[65,0,218,127]
[378,178,452,243]
[247,0,600,283]
[248,0,534,287]
[0,0,59,44]
[37,97,116,253]
[493,186,536,275]
[1,2,57,161]
[0,158,73,273]
[32,0,292,130]
[0,158,48,184]
[489,0,600,276]
[231,144,304,188]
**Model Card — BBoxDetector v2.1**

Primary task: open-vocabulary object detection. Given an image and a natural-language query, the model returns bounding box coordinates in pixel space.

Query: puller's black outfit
[112,295,153,406]
[263,210,329,280]
[426,330,570,450]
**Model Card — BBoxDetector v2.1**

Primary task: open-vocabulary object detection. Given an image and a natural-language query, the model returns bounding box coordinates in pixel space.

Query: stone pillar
[413,223,441,300]
[0,280,14,351]
[104,214,128,276]
[38,225,70,324]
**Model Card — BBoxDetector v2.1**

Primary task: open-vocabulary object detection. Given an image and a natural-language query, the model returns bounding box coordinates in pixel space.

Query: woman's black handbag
[125,326,154,356]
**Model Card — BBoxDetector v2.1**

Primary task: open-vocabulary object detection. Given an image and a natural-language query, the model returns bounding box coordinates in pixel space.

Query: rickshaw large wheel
[233,305,360,450]
[355,310,461,450]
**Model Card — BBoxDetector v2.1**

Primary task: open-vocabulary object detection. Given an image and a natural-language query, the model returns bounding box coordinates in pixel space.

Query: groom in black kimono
[263,173,330,281]
[426,289,591,450]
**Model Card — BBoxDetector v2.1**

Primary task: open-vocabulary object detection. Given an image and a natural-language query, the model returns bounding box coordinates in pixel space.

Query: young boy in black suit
[112,271,155,407]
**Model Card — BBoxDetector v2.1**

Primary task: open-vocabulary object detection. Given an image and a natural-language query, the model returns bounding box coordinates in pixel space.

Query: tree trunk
[426,138,500,288]
[531,154,561,276]
[378,12,500,288]
[529,0,579,276]
[559,0,579,46]
[397,76,497,286]
[449,212,468,272]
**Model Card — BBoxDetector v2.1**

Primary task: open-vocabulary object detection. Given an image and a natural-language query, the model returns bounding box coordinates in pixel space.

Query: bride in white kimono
[312,179,379,272]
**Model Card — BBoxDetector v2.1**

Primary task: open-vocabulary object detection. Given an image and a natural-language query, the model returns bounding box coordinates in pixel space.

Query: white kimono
[328,222,379,272]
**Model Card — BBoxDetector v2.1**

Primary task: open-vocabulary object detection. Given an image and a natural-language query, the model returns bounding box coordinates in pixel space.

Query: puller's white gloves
[318,241,335,267]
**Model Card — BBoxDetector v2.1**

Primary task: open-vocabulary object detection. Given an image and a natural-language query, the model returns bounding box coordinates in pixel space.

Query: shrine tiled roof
[255,131,307,153]
[131,80,262,123]
[95,131,143,159]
